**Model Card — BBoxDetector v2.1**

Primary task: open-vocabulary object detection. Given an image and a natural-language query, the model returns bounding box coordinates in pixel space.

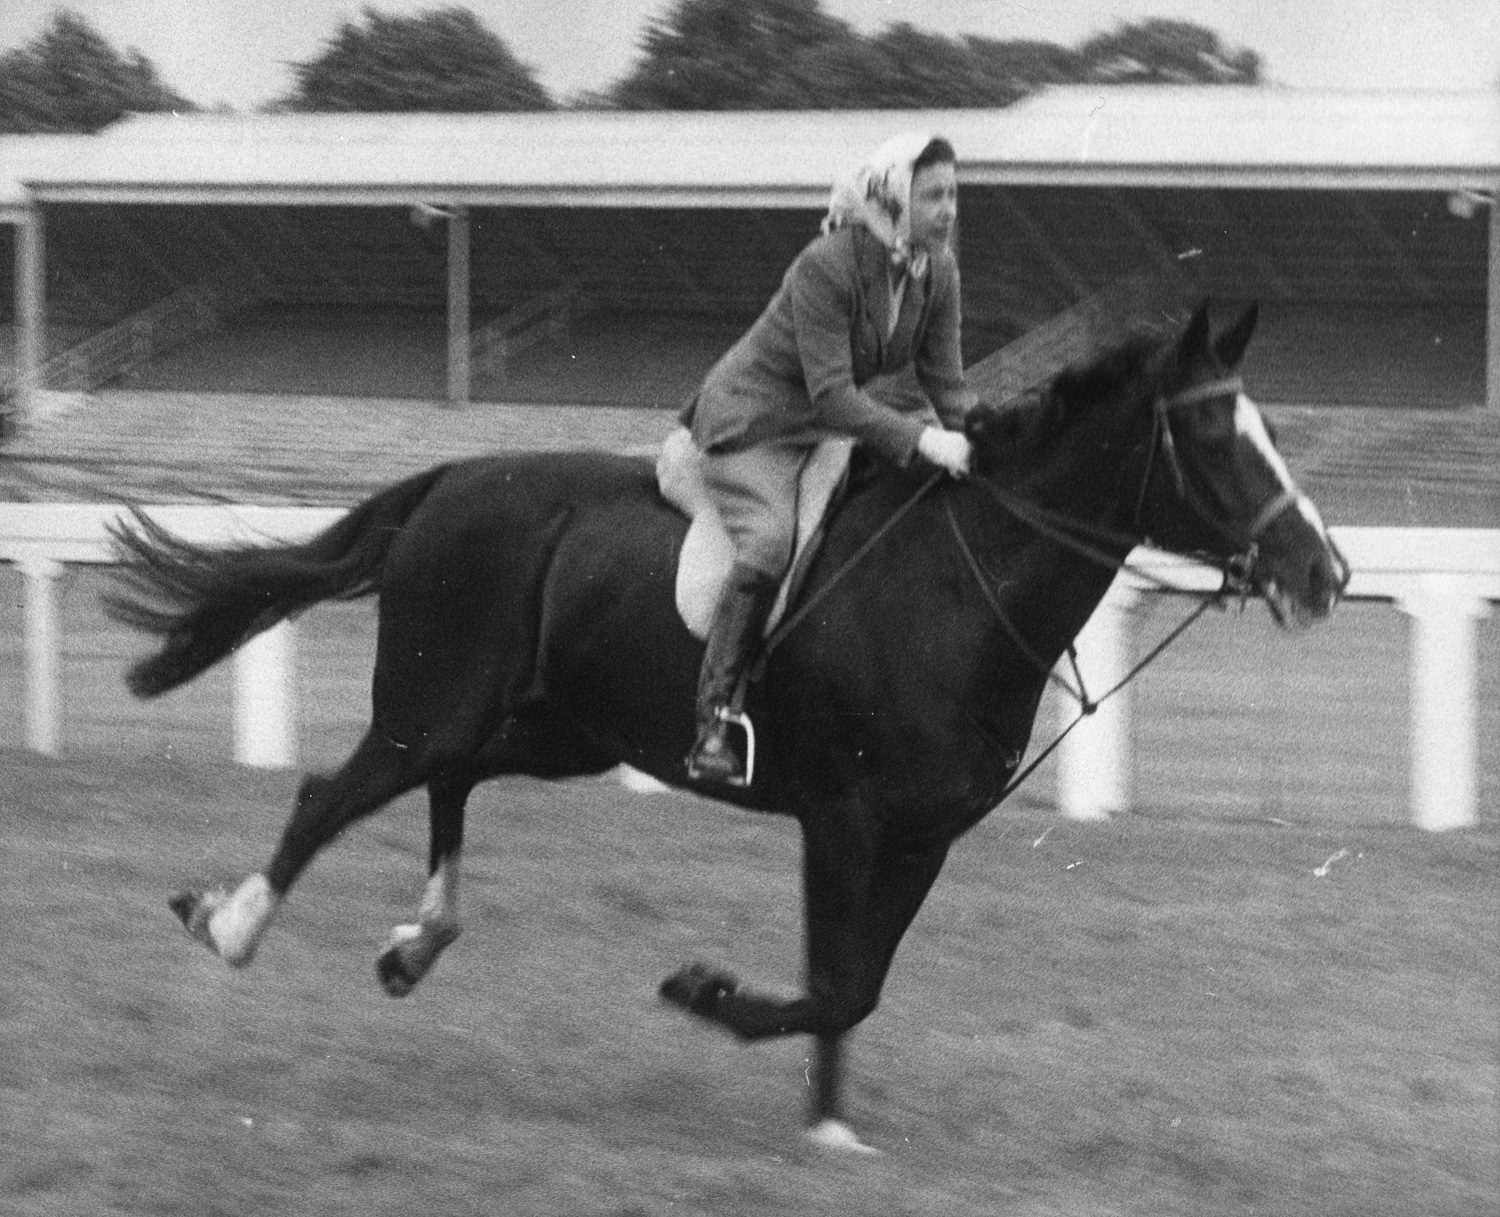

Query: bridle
[1136,374,1301,585]
[962,373,1300,612]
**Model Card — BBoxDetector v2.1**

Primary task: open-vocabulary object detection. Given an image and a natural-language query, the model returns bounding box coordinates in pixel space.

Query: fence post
[16,206,45,423]
[1057,582,1138,820]
[1397,575,1489,830]
[21,555,63,755]
[232,622,298,768]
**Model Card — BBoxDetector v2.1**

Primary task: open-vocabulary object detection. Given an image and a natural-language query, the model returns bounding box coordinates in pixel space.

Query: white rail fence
[1,504,1495,830]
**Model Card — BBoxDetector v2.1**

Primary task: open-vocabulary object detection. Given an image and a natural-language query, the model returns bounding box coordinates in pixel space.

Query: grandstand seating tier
[1,190,1494,525]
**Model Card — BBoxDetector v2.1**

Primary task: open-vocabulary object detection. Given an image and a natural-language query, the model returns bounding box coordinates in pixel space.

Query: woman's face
[908,161,958,253]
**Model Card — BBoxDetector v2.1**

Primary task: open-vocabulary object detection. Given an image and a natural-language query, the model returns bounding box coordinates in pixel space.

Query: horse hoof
[168,891,199,929]
[377,948,419,998]
[806,1119,879,1155]
[659,962,738,1017]
[376,921,461,998]
[169,888,222,954]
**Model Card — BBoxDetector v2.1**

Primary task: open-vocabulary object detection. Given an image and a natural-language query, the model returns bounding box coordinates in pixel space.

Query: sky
[1,0,1497,109]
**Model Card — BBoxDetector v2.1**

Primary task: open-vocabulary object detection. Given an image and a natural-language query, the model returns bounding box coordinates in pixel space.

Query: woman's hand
[917,426,972,478]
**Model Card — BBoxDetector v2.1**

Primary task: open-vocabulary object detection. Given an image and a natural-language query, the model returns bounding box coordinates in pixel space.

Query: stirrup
[689,705,757,788]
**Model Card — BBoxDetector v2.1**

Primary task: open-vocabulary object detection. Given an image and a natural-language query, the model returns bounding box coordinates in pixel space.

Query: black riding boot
[686,561,780,787]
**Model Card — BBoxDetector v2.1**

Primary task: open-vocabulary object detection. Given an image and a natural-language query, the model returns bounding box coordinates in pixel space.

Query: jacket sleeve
[789,247,929,466]
[915,253,978,429]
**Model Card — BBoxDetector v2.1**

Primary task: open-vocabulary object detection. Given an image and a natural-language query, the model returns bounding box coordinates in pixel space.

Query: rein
[760,468,946,658]
[757,373,1297,804]
[944,497,1224,803]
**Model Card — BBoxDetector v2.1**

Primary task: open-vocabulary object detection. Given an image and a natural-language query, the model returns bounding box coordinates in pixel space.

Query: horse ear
[1213,302,1260,369]
[1176,300,1212,369]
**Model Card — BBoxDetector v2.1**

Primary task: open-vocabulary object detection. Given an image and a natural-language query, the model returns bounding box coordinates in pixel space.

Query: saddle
[655,426,854,641]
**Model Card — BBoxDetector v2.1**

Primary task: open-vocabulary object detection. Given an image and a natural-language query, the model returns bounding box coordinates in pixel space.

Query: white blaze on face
[1233,392,1330,538]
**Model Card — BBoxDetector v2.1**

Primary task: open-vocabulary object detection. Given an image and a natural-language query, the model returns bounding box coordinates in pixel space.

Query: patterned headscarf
[821,131,938,278]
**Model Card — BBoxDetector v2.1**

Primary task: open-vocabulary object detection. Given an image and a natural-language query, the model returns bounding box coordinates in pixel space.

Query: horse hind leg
[170,728,423,968]
[170,874,277,967]
[377,776,471,997]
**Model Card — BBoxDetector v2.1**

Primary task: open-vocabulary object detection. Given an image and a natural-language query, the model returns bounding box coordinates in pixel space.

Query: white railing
[0,505,341,767]
[1063,531,1498,832]
[1,504,1495,830]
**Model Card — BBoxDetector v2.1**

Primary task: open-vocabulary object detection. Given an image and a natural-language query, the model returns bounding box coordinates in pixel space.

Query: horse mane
[965,327,1168,464]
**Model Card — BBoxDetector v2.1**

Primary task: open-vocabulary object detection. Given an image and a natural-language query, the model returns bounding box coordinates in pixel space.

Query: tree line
[1,2,1262,133]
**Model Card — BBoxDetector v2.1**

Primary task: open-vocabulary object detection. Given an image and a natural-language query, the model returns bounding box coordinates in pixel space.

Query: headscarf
[821,131,939,279]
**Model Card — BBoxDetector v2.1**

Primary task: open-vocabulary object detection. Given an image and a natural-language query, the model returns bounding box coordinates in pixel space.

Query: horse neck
[1024,385,1154,524]
[955,392,1155,656]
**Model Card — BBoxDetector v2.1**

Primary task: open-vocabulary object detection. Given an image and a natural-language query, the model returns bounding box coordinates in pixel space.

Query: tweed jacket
[683,225,975,466]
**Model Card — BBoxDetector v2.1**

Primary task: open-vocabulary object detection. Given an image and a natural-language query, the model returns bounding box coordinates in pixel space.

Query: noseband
[1142,375,1300,593]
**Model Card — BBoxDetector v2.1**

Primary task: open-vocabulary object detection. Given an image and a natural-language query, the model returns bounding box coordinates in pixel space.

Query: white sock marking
[417,853,460,925]
[209,873,277,965]
[807,1119,879,1154]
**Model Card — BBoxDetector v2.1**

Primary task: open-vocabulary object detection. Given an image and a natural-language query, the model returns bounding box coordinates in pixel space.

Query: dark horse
[107,303,1347,1151]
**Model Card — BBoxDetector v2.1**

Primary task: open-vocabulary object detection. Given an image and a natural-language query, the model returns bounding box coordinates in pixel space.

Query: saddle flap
[657,428,854,642]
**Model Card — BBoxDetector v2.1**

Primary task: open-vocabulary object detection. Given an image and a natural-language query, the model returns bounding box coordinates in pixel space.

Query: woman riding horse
[683,132,978,787]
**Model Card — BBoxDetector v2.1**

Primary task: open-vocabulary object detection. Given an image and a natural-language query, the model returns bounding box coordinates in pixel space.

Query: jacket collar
[856,228,927,351]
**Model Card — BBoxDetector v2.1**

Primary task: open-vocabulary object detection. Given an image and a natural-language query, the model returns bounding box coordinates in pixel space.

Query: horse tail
[104,465,451,699]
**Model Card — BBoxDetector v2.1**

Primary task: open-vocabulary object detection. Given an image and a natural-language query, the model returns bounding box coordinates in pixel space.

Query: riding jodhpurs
[699,443,813,578]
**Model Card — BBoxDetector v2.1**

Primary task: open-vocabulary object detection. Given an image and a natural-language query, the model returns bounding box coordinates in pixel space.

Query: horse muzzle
[1253,507,1350,629]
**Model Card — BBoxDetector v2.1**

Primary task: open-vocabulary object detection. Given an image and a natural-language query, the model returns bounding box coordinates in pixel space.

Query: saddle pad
[656,427,854,641]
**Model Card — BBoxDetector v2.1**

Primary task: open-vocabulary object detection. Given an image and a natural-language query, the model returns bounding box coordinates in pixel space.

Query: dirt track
[2,746,1496,1216]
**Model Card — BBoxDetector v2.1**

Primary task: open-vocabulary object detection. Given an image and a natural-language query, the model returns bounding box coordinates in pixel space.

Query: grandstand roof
[0,135,93,222]
[17,87,1500,209]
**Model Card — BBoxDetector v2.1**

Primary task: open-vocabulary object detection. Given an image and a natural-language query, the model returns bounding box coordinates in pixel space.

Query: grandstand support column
[20,554,62,755]
[16,204,45,424]
[1488,194,1499,410]
[1397,575,1489,831]
[1057,581,1139,820]
[232,621,298,768]
[447,205,471,405]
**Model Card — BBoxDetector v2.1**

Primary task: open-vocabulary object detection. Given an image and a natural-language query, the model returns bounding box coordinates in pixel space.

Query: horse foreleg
[805,837,951,1143]
[377,777,471,997]
[661,826,950,1150]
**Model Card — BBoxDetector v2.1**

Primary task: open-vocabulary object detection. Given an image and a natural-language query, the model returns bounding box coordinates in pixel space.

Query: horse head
[965,301,1349,628]
[1137,302,1348,626]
